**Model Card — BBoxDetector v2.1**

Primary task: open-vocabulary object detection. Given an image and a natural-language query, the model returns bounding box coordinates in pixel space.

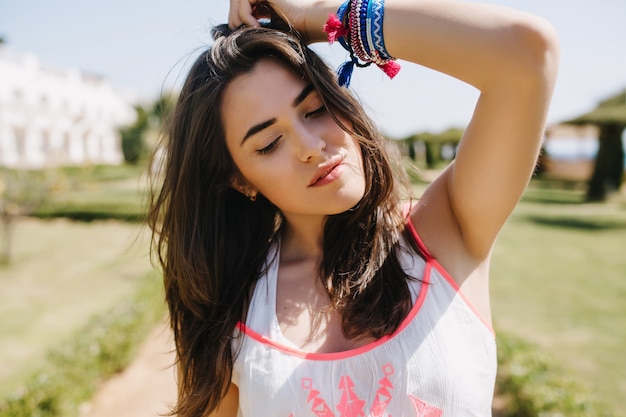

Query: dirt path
[80,323,177,417]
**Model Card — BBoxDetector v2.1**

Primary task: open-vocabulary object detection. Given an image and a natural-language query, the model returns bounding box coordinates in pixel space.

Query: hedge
[495,331,611,417]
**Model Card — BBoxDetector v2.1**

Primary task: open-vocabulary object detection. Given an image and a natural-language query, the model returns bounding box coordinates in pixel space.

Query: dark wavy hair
[148,7,418,417]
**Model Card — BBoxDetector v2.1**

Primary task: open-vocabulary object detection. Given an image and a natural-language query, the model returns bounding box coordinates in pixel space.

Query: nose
[294,125,326,162]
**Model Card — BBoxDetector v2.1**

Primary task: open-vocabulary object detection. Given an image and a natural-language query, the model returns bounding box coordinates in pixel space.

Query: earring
[247,192,257,202]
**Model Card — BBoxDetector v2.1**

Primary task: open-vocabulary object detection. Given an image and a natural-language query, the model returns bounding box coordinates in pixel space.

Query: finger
[228,0,243,28]
[241,1,261,27]
[228,0,260,28]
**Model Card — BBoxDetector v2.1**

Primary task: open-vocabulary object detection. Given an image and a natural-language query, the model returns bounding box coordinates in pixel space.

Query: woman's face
[222,59,366,222]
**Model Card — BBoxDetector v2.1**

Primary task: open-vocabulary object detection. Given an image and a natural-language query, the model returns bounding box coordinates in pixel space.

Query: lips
[308,155,345,187]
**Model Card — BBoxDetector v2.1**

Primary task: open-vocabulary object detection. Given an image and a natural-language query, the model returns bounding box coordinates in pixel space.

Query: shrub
[120,106,149,165]
[496,331,611,417]
[33,207,145,223]
[32,165,147,222]
[58,164,145,183]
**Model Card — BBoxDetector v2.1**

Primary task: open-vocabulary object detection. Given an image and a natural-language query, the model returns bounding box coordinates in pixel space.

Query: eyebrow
[292,83,314,107]
[240,83,315,145]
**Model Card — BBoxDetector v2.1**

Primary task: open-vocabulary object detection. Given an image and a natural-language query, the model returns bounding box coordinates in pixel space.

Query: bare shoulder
[207,383,239,417]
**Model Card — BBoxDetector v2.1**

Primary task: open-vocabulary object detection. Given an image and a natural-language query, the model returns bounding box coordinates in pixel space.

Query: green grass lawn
[0,219,155,397]
[490,183,626,416]
[0,164,154,398]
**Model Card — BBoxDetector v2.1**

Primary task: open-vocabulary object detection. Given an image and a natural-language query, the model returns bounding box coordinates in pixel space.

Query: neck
[280,214,325,264]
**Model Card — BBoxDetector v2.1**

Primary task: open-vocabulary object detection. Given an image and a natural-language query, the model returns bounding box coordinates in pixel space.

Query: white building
[0,45,136,168]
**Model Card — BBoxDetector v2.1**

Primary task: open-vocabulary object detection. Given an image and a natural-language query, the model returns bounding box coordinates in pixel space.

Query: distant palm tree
[567,90,626,201]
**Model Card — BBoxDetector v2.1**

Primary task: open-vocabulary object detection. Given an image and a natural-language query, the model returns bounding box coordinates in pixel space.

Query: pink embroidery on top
[302,377,336,417]
[409,395,443,417]
[337,376,367,417]
[297,365,442,417]
[370,363,395,417]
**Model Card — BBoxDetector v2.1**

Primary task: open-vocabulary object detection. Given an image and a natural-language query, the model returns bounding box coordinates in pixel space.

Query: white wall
[0,46,136,168]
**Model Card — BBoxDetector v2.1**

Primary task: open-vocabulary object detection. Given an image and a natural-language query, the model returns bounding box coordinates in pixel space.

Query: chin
[336,189,366,213]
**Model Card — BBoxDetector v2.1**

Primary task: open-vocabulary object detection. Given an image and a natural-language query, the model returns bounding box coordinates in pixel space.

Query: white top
[233,220,497,416]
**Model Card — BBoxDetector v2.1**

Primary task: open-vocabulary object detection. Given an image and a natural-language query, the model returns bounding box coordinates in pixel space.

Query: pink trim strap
[237,265,430,361]
[404,212,495,336]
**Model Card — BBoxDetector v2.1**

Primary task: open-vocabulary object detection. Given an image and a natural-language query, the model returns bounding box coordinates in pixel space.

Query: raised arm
[378,1,560,259]
[231,0,559,260]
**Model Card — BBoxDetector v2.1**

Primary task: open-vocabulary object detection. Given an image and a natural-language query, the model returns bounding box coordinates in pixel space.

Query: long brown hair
[148,10,417,417]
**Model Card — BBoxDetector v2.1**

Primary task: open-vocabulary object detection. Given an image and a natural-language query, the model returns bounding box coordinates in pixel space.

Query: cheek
[347,136,365,171]
[235,156,292,195]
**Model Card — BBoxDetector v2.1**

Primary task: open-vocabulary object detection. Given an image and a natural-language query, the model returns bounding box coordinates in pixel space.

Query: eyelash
[255,106,327,155]
[256,136,281,155]
[306,106,327,118]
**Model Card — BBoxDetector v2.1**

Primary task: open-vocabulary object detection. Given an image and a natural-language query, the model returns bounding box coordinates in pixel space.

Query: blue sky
[2,0,625,138]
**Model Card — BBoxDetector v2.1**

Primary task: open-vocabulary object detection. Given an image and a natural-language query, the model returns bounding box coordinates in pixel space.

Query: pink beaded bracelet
[323,0,400,86]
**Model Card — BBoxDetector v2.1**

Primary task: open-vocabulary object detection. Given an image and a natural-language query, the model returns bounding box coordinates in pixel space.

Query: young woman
[148,0,559,416]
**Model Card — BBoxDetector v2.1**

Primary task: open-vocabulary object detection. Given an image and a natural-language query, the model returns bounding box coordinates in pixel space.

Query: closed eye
[256,136,281,155]
[305,106,327,119]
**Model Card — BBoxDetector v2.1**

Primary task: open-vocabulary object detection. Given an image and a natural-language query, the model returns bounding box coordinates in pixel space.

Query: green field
[0,219,155,396]
[0,164,154,398]
[490,184,626,416]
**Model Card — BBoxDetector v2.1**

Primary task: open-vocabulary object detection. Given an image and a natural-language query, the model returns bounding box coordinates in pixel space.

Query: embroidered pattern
[409,395,444,417]
[296,364,443,417]
[370,363,395,417]
[337,376,366,416]
[302,377,335,417]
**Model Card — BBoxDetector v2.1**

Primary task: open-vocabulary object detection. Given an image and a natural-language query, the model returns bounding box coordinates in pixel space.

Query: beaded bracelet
[323,0,400,87]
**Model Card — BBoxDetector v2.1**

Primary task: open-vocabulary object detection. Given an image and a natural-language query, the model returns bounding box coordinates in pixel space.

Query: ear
[230,175,258,201]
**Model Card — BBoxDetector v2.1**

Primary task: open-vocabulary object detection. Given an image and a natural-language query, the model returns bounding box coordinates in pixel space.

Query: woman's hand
[228,0,305,30]
[228,0,338,42]
[228,0,260,28]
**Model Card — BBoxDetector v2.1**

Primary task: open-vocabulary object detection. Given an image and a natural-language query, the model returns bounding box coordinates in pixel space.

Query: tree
[402,127,464,168]
[566,89,626,201]
[120,105,149,164]
[119,93,177,165]
[149,93,175,127]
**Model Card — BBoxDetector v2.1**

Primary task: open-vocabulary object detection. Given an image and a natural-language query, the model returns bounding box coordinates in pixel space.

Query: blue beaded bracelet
[324,0,400,86]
